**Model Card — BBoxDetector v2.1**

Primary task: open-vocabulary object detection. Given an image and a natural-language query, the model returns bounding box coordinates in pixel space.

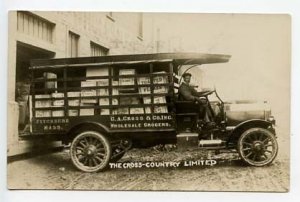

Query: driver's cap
[182,72,192,78]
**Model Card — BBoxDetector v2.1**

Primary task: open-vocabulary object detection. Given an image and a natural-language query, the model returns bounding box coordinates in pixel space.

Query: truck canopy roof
[30,52,231,70]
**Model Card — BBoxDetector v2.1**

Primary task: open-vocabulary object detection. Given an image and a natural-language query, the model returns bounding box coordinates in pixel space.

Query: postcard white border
[0,0,299,202]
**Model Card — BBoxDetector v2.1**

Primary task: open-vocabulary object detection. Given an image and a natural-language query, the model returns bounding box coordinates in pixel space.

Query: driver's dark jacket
[178,82,202,101]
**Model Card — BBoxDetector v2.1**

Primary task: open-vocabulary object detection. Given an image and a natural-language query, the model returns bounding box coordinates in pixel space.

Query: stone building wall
[7,11,152,156]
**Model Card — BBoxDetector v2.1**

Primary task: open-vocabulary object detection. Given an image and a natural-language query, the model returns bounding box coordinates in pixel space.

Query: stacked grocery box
[35,95,52,108]
[112,81,119,96]
[81,80,97,104]
[67,91,80,116]
[119,69,135,85]
[111,80,119,114]
[97,79,110,115]
[116,69,143,115]
[143,96,168,114]
[33,68,171,117]
[153,71,169,93]
[34,93,65,117]
[153,72,168,113]
[137,76,150,114]
[120,96,143,114]
[51,93,65,117]
[137,71,169,114]
[86,67,109,78]
[43,72,57,89]
[87,67,110,115]
[80,80,97,116]
[34,94,52,118]
[118,69,136,95]
[137,77,151,94]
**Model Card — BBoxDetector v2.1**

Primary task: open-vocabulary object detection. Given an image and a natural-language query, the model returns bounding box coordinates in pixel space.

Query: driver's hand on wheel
[195,97,207,104]
[199,90,214,97]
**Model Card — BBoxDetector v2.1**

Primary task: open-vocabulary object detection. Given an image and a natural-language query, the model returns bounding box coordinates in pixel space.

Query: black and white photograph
[6,11,290,192]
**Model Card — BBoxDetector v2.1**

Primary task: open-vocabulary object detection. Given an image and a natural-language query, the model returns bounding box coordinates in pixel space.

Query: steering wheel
[200,90,214,97]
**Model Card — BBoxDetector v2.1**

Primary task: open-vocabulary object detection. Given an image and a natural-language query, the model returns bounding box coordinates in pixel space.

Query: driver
[178,72,214,126]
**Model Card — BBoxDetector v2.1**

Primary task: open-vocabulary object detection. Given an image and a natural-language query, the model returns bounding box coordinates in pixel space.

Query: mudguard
[227,119,274,146]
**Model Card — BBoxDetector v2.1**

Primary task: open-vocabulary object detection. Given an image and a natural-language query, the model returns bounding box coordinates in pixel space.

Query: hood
[224,100,272,126]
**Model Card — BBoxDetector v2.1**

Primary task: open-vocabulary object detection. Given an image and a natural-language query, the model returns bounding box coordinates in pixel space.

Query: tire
[237,127,278,166]
[70,131,112,172]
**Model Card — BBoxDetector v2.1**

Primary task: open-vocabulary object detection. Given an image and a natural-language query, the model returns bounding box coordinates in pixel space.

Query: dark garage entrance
[16,41,55,84]
[16,41,55,130]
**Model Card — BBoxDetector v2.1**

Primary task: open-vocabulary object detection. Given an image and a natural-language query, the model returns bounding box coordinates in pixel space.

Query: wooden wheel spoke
[265,143,273,147]
[76,151,84,156]
[97,148,105,153]
[89,137,94,145]
[95,142,104,148]
[258,154,267,162]
[92,138,99,145]
[251,133,259,141]
[263,153,268,160]
[77,154,85,161]
[95,156,103,163]
[263,138,270,144]
[245,136,253,143]
[83,158,88,166]
[89,159,94,167]
[253,133,258,141]
[258,154,264,161]
[243,142,252,146]
[97,152,105,157]
[84,137,90,145]
[76,146,85,151]
[92,158,98,166]
[258,134,263,141]
[265,150,273,154]
[243,148,252,151]
[79,141,87,148]
[251,153,257,161]
[245,151,253,158]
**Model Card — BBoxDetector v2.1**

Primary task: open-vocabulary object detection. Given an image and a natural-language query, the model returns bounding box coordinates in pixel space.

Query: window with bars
[17,11,55,43]
[68,31,79,57]
[90,42,109,56]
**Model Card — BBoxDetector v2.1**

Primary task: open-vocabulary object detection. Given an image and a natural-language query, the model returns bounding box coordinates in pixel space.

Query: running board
[198,146,227,150]
[199,139,222,147]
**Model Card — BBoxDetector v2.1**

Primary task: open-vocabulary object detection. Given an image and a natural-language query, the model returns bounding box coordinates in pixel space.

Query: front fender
[227,119,274,145]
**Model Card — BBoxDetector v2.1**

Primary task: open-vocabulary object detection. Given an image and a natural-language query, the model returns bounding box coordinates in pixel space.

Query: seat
[175,101,199,114]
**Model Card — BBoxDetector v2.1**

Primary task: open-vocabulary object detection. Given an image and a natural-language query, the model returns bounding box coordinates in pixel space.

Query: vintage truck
[23,53,278,172]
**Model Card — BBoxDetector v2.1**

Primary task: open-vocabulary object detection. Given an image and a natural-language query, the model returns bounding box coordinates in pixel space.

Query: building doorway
[16,41,55,84]
[15,41,55,131]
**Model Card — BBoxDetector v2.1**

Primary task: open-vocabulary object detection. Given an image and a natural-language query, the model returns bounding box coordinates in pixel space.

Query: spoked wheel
[238,128,278,166]
[70,131,111,172]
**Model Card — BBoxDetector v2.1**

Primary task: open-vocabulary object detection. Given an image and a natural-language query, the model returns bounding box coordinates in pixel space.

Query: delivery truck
[22,53,278,172]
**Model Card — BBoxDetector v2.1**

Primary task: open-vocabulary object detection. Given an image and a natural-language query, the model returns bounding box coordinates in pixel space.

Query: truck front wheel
[237,127,278,166]
[70,131,112,172]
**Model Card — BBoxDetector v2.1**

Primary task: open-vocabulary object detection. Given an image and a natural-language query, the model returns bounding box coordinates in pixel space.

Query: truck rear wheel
[70,131,111,172]
[237,128,278,166]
